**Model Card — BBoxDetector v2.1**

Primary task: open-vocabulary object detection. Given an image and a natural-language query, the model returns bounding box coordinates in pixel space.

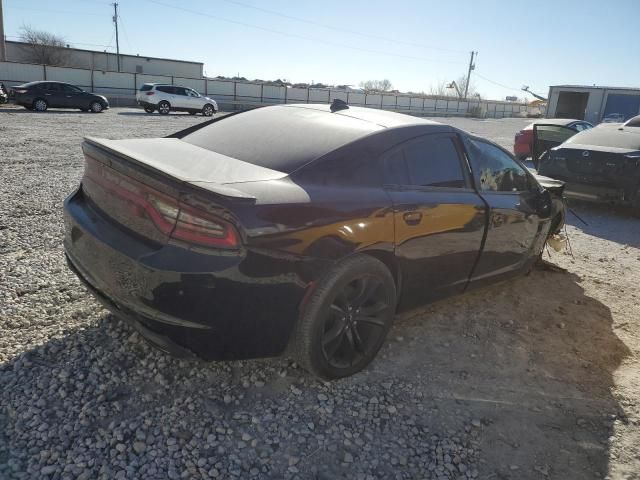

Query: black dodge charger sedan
[64,103,564,379]
[11,81,109,112]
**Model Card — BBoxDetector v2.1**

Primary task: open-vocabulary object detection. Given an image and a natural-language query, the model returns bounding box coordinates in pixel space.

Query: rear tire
[291,255,396,380]
[158,101,170,115]
[33,98,48,112]
[188,111,197,115]
[202,104,215,117]
[144,106,155,113]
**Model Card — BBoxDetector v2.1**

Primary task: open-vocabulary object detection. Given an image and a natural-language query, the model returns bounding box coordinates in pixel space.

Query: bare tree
[428,81,451,98]
[19,25,68,65]
[359,79,393,93]
[456,75,479,99]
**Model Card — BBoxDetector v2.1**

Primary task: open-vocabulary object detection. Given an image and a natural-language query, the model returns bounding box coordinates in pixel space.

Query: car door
[41,83,64,107]
[60,84,85,108]
[383,133,487,307]
[531,124,580,167]
[184,88,203,111]
[464,138,552,285]
[170,86,189,109]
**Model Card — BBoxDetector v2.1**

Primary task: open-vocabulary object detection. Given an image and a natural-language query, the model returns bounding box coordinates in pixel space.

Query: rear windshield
[181,106,381,173]
[139,84,154,91]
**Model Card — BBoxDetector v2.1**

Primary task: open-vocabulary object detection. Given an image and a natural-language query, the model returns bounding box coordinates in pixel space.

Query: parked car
[602,113,626,123]
[10,81,109,112]
[63,102,565,379]
[514,118,593,160]
[0,83,8,105]
[537,115,640,212]
[136,83,218,116]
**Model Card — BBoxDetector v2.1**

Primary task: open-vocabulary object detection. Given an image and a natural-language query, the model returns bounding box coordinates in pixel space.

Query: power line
[143,0,467,65]
[220,0,467,54]
[473,71,522,92]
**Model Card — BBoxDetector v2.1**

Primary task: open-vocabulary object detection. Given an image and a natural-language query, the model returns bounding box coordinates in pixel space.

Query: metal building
[5,41,203,78]
[546,85,640,124]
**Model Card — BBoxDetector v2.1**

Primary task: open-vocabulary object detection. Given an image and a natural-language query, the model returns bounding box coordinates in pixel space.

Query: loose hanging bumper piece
[330,99,349,112]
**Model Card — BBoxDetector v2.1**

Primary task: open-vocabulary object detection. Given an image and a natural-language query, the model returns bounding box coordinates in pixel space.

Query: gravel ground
[0,107,639,480]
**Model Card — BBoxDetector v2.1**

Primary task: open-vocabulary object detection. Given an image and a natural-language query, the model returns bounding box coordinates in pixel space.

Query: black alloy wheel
[292,255,396,379]
[144,106,155,113]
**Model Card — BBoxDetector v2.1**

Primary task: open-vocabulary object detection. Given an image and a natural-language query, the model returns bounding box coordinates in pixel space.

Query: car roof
[525,118,585,128]
[285,103,443,129]
[180,104,447,173]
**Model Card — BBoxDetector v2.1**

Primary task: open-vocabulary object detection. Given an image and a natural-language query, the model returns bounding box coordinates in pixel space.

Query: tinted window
[182,106,382,173]
[186,89,200,97]
[62,84,83,93]
[403,136,465,188]
[383,149,408,185]
[44,83,63,92]
[140,84,153,91]
[156,86,174,94]
[174,87,187,96]
[467,139,530,192]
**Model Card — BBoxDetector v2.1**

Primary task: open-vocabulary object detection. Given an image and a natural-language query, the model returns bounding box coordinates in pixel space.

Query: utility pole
[0,0,7,62]
[112,2,120,72]
[464,51,477,99]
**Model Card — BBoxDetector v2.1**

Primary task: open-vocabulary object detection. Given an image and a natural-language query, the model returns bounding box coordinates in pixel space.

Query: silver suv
[136,83,218,116]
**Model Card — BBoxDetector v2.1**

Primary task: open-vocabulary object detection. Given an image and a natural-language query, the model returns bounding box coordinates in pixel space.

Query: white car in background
[136,83,218,116]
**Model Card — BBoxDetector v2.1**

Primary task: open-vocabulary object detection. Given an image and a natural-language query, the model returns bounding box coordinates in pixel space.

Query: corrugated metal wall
[0,60,538,117]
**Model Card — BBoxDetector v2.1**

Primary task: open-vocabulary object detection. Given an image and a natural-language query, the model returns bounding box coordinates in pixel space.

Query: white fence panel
[365,94,382,107]
[47,66,91,87]
[174,77,206,93]
[263,85,285,101]
[287,87,307,102]
[396,96,411,108]
[93,71,134,93]
[329,90,348,102]
[207,80,234,97]
[348,93,365,105]
[0,62,44,83]
[424,98,437,110]
[309,89,329,102]
[381,95,396,108]
[409,97,423,110]
[236,83,261,99]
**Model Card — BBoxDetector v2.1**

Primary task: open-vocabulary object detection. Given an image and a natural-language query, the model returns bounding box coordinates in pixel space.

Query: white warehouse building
[4,41,203,78]
[546,85,640,124]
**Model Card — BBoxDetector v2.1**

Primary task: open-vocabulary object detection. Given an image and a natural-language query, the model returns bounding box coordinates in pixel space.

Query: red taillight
[145,91,155,96]
[84,156,239,249]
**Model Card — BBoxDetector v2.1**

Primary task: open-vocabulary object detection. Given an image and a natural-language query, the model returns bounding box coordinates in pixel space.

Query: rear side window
[467,139,530,192]
[383,135,466,188]
[156,86,174,94]
[139,84,153,91]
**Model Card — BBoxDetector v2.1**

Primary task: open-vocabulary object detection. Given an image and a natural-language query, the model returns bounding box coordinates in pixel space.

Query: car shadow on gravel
[367,266,630,479]
[565,199,640,248]
[0,108,98,115]
[0,267,630,479]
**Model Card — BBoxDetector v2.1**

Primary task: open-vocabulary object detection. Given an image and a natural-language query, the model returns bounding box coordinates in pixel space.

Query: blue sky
[3,0,639,100]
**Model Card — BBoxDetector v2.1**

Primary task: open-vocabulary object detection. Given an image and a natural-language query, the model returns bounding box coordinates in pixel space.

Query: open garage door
[556,92,589,120]
[603,94,640,123]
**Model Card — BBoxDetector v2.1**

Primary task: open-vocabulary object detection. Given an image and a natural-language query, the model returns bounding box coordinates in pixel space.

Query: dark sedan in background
[63,103,565,379]
[537,115,640,213]
[10,81,109,112]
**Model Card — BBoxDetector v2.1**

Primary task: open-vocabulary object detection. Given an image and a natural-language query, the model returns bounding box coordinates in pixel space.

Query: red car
[514,119,593,160]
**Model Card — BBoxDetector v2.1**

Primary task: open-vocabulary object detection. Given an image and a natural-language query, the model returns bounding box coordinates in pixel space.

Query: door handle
[403,212,422,225]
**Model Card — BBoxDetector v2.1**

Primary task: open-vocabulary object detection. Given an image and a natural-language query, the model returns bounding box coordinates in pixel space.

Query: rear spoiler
[83,137,271,201]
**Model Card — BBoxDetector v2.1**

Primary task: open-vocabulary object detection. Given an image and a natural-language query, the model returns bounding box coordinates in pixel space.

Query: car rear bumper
[63,187,307,361]
[513,141,531,157]
[137,100,155,108]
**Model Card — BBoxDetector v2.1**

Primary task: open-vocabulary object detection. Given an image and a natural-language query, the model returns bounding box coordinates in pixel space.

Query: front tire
[291,255,396,380]
[33,98,48,112]
[90,101,103,113]
[202,104,215,117]
[158,101,171,115]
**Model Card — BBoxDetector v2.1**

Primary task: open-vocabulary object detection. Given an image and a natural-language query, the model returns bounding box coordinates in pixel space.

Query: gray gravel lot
[1,107,639,479]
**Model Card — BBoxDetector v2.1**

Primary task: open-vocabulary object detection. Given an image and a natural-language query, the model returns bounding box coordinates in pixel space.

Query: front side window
[187,89,200,97]
[63,84,83,93]
[174,87,187,96]
[467,139,530,192]
[383,135,465,188]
